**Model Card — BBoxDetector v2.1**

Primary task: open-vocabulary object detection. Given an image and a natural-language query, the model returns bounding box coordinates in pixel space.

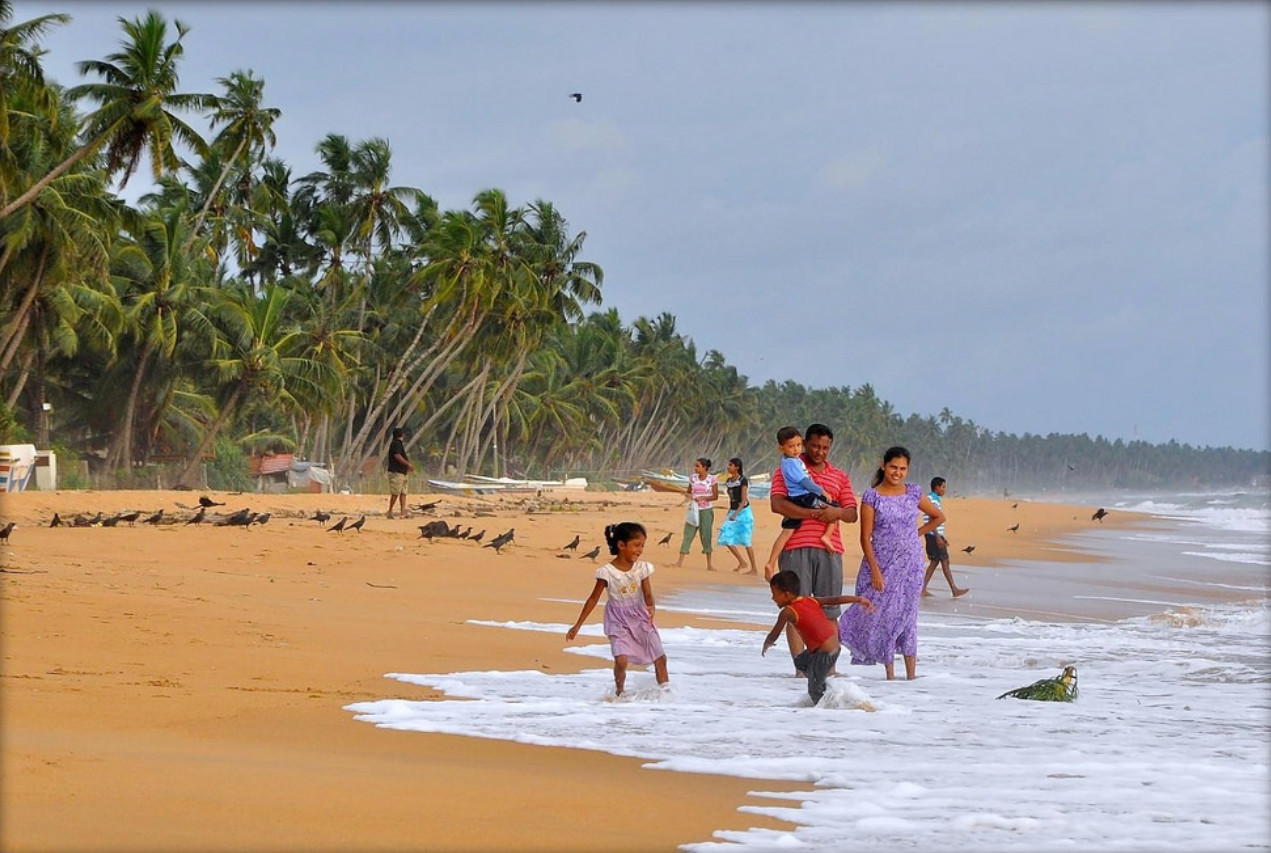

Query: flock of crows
[1,498,1115,554]
[415,519,517,554]
[43,495,276,530]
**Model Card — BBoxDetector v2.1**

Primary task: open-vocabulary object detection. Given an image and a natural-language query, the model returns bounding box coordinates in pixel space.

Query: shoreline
[0,487,1181,851]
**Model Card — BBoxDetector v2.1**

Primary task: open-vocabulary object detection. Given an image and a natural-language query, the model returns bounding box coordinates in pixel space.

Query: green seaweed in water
[997,665,1079,702]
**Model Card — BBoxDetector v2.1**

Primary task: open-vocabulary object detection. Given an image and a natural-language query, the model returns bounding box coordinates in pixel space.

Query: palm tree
[0,10,214,220]
[177,281,337,486]
[0,0,69,153]
[104,205,214,471]
[183,69,279,252]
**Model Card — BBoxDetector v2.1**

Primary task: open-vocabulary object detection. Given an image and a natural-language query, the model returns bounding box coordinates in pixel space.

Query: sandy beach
[1,485,1148,851]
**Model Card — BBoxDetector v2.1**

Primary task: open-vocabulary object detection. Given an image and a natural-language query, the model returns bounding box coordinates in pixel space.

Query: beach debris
[1092,508,1109,523]
[997,666,1079,702]
[252,512,271,526]
[0,521,14,543]
[581,545,601,561]
[217,509,255,527]
[418,520,450,540]
[365,581,396,589]
[961,545,975,554]
[199,495,226,508]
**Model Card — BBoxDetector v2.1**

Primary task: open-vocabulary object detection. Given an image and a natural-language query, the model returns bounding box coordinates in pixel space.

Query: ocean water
[346,492,1270,851]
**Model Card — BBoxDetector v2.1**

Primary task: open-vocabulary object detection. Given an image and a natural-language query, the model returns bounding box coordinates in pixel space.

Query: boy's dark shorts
[925,532,948,560]
[780,492,840,530]
[793,647,840,704]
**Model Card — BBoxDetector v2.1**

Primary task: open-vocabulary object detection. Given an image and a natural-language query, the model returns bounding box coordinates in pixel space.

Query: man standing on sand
[769,423,858,669]
[921,476,969,597]
[386,427,414,519]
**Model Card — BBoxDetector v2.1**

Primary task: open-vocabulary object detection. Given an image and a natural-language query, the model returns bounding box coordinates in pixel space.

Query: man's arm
[771,493,822,521]
[831,475,858,524]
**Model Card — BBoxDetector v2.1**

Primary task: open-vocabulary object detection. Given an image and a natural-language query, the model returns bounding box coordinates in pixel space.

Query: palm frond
[997,666,1079,702]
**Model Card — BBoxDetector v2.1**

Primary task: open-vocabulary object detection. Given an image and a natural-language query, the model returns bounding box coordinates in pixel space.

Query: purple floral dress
[839,483,924,666]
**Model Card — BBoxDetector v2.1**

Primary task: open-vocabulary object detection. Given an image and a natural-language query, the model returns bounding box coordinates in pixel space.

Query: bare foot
[744,569,758,575]
[921,588,933,598]
[733,564,747,572]
[953,587,970,598]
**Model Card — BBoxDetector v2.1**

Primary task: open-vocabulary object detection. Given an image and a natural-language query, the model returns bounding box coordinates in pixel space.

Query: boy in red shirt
[762,570,874,703]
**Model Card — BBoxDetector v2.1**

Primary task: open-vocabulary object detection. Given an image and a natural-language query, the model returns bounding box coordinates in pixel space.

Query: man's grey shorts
[777,547,845,618]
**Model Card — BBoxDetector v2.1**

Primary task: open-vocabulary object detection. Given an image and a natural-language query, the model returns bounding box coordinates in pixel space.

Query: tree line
[2,5,1265,494]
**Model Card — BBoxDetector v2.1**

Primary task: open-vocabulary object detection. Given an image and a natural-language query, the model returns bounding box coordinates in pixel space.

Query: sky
[345,495,1269,850]
[13,1,1270,451]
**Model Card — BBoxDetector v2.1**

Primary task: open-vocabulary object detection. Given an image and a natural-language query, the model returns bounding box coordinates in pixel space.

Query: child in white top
[566,522,669,695]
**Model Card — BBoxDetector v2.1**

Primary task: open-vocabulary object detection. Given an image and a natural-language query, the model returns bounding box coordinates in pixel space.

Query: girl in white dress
[566,522,669,696]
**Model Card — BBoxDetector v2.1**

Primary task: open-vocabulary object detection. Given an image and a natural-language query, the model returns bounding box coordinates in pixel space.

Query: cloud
[817,149,888,193]
[548,119,628,154]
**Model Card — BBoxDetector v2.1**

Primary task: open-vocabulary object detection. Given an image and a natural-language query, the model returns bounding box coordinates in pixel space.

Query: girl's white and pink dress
[596,560,665,664]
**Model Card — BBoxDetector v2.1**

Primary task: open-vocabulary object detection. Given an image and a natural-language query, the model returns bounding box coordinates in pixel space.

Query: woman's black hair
[604,521,648,555]
[728,457,744,475]
[696,456,712,471]
[871,445,912,488]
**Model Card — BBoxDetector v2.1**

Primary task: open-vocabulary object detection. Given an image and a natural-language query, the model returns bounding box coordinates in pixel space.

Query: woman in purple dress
[839,446,945,680]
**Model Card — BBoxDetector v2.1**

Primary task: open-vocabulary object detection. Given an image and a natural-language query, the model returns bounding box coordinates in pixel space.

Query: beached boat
[640,469,771,498]
[426,478,502,497]
[427,475,589,496]
[639,470,689,493]
[463,474,588,493]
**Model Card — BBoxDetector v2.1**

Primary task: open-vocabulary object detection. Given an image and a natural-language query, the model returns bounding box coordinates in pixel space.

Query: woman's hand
[870,568,885,591]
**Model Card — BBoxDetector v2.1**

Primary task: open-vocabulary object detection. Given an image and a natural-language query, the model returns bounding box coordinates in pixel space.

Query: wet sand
[1,487,1148,851]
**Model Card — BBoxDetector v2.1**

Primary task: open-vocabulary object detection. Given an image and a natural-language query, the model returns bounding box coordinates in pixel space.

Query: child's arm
[795,474,826,498]
[762,607,794,655]
[566,579,607,640]
[815,594,875,613]
[640,576,657,623]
